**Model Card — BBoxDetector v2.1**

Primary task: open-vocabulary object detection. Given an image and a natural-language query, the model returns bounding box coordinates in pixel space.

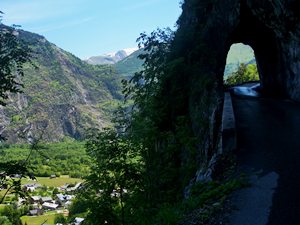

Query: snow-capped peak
[85,47,139,65]
[104,47,138,57]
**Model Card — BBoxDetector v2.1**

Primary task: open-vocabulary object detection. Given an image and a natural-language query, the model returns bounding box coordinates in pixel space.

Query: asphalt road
[228,86,300,225]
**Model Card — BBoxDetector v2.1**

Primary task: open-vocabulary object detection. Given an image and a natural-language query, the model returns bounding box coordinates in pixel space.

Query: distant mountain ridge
[115,49,144,77]
[85,48,138,65]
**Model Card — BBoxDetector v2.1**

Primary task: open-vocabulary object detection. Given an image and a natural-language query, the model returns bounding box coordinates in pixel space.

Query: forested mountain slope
[0,28,123,143]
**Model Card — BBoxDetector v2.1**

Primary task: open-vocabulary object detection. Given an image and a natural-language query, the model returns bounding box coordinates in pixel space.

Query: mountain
[224,43,256,77]
[115,49,144,77]
[4,27,256,143]
[0,28,123,143]
[85,48,138,65]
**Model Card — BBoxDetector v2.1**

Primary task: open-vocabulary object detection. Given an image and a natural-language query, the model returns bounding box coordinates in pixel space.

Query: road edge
[222,91,236,152]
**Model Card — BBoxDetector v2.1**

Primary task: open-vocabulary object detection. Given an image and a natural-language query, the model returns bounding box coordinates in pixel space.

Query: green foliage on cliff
[123,28,193,205]
[224,63,259,85]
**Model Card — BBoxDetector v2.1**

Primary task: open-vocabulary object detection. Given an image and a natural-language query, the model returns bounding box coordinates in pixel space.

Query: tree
[224,63,259,86]
[0,141,38,204]
[73,128,144,225]
[0,216,13,225]
[54,214,66,224]
[76,28,197,225]
[52,187,59,196]
[0,13,31,106]
[123,28,192,209]
[1,204,22,225]
[0,13,33,206]
[117,28,195,224]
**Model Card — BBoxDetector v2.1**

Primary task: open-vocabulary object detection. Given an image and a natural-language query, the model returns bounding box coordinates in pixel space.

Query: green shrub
[224,63,259,86]
[54,214,67,224]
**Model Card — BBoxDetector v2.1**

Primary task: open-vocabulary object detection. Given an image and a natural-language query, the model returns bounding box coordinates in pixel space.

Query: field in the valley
[0,176,83,200]
[21,213,60,225]
[23,176,84,187]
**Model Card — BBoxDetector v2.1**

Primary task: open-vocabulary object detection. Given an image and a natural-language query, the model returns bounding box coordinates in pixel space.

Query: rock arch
[175,0,300,101]
[163,0,300,166]
[230,1,284,97]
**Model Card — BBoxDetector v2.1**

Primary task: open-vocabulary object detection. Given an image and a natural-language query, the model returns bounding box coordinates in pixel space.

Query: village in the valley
[1,175,85,225]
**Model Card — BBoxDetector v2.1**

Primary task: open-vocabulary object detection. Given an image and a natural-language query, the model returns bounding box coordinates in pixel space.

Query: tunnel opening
[223,43,259,86]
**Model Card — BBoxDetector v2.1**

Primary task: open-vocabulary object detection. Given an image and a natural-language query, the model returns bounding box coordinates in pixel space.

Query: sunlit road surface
[231,82,260,97]
[227,84,300,225]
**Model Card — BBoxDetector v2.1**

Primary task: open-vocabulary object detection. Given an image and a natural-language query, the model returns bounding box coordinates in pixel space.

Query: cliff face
[164,0,300,177]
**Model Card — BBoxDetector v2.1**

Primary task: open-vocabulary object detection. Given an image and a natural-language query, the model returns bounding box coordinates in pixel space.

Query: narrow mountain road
[227,84,300,225]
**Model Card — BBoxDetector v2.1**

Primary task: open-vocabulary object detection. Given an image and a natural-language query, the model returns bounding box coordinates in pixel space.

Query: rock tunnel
[229,0,296,98]
[164,0,300,166]
[233,1,300,100]
[175,0,300,101]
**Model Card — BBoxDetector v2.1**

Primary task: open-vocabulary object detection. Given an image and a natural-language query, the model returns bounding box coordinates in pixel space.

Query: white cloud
[123,47,139,55]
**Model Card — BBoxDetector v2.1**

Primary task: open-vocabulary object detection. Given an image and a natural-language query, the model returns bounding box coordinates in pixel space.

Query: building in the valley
[66,183,82,193]
[29,208,43,216]
[40,196,53,203]
[74,217,85,225]
[23,183,42,192]
[42,202,59,210]
[56,194,74,206]
[30,196,41,204]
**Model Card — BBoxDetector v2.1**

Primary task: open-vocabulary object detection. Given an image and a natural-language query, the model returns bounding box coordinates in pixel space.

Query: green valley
[0,141,89,178]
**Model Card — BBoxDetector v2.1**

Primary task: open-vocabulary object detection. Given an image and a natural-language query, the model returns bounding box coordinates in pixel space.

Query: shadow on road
[228,84,300,225]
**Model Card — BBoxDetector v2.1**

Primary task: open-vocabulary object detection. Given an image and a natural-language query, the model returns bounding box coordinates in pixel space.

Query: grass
[21,213,60,225]
[22,176,84,187]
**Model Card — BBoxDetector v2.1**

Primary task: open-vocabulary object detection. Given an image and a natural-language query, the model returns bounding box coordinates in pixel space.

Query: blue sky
[1,0,182,59]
